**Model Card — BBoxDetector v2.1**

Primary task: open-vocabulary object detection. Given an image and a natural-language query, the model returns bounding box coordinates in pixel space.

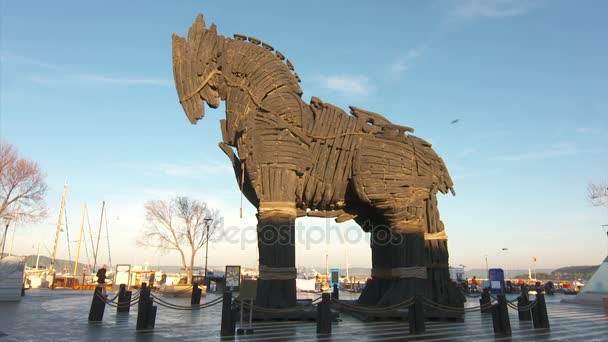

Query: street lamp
[501,248,509,279]
[203,218,213,284]
[459,264,466,283]
[484,254,489,277]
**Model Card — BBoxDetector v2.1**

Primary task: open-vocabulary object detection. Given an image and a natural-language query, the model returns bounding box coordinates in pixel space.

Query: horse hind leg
[356,204,430,307]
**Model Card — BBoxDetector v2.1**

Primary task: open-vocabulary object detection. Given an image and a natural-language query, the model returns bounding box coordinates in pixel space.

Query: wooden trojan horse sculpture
[173,14,464,310]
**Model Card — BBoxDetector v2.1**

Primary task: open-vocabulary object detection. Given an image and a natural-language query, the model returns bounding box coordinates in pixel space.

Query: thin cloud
[496,142,577,161]
[111,160,233,178]
[75,74,169,86]
[316,74,372,97]
[387,47,424,81]
[158,162,233,178]
[1,50,65,71]
[449,0,543,19]
[575,127,593,134]
[26,73,170,86]
[4,50,169,86]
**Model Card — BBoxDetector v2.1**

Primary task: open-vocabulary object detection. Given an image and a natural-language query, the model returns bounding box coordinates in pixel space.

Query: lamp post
[459,264,466,283]
[484,254,489,278]
[203,218,213,284]
[501,248,509,280]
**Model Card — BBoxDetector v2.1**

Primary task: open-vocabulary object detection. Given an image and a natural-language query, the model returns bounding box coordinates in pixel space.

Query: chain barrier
[235,296,323,313]
[95,292,119,307]
[421,297,495,313]
[104,289,141,303]
[489,293,519,304]
[149,293,224,311]
[106,292,120,303]
[506,300,538,312]
[151,286,193,295]
[95,291,142,307]
[330,297,415,313]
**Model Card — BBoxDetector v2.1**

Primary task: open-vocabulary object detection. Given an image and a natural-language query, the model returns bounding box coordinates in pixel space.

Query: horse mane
[232,33,301,83]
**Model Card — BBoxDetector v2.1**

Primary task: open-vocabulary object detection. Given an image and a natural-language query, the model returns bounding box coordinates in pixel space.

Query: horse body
[173,14,463,310]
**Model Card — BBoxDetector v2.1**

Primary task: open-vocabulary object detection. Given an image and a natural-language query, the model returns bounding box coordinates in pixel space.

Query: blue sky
[1,0,607,272]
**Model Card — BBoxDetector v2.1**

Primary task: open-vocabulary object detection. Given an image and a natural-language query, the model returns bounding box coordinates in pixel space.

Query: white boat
[158,283,206,297]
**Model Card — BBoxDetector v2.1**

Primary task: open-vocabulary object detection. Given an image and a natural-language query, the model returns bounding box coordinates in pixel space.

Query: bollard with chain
[221,291,236,337]
[408,295,425,334]
[480,288,492,313]
[136,283,157,331]
[317,292,332,335]
[117,284,132,313]
[491,294,511,336]
[88,286,106,322]
[517,287,531,321]
[531,293,550,329]
[191,282,202,305]
[331,284,339,301]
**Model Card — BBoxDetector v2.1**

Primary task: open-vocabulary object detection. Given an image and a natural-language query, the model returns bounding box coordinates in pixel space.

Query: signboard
[330,268,340,289]
[114,264,131,287]
[449,267,465,282]
[225,265,241,291]
[239,279,257,300]
[488,268,505,294]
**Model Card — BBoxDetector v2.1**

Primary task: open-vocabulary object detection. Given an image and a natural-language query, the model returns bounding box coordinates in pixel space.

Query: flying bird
[450,119,460,124]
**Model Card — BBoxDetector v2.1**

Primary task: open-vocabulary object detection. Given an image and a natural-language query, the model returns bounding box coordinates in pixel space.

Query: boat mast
[49,180,68,275]
[35,241,41,270]
[73,203,87,276]
[345,242,350,284]
[93,200,105,272]
[325,249,329,279]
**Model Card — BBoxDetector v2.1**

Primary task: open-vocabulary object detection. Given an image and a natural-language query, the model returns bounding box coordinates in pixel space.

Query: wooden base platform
[240,299,340,321]
[334,299,464,322]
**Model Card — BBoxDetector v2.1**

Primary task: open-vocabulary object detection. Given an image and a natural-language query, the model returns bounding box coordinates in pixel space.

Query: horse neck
[220,40,304,124]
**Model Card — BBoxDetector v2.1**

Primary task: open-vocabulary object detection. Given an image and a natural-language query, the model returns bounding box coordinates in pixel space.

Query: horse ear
[172,33,186,57]
[195,13,206,30]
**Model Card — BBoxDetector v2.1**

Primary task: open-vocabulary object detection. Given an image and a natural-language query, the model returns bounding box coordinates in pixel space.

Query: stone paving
[0,289,607,341]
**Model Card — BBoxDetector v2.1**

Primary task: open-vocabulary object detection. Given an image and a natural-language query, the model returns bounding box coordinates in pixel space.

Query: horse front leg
[254,166,299,308]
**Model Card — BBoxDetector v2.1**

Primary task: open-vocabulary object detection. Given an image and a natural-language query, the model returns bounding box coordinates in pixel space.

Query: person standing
[471,276,479,292]
[96,264,107,296]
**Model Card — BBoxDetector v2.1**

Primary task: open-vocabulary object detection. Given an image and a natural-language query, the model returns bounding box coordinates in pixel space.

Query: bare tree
[588,182,608,207]
[138,196,221,284]
[0,142,48,255]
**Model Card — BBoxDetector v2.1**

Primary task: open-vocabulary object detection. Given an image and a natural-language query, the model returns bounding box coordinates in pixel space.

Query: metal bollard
[517,293,531,321]
[491,294,511,336]
[136,284,157,331]
[117,284,132,313]
[331,284,339,301]
[316,293,332,335]
[221,291,236,337]
[408,296,425,334]
[480,288,492,313]
[191,282,202,305]
[88,286,106,322]
[531,293,550,329]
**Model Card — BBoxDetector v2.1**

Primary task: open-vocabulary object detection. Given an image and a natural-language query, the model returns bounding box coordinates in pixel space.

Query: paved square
[1,290,606,341]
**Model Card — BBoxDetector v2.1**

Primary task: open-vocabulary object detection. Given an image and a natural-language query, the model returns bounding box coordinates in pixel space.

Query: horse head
[172,14,224,124]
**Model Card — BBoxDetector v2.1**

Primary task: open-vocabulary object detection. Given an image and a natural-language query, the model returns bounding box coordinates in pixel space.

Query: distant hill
[551,265,599,280]
[1,254,93,274]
